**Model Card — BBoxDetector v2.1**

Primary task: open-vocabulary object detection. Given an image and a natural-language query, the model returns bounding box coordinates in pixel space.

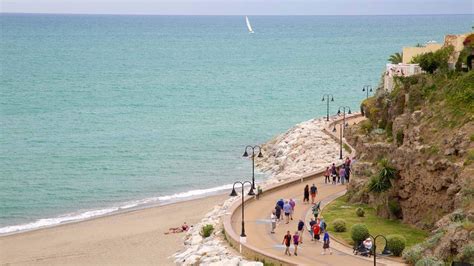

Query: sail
[246,16,254,33]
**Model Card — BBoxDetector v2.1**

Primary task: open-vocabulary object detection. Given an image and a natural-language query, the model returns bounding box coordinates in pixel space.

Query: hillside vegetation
[346,62,473,264]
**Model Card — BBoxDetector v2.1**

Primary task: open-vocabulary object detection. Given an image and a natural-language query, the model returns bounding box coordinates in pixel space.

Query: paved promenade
[229,116,406,265]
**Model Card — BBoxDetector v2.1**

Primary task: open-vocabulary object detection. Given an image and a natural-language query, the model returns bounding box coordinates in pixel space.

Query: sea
[0,14,471,234]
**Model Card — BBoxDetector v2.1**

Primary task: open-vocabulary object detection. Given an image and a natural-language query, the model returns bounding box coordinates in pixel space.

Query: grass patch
[322,195,428,251]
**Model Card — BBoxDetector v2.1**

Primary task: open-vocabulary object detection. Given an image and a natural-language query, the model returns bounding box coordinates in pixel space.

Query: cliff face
[345,72,473,262]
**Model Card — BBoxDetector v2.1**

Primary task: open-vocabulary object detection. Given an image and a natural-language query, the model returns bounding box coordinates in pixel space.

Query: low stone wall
[222,114,361,265]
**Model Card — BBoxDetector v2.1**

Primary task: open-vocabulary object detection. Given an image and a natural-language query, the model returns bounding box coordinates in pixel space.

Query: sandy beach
[0,194,227,265]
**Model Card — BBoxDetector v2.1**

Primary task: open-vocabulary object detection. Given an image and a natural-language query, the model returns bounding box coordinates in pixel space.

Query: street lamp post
[333,123,343,160]
[363,85,373,99]
[243,145,263,190]
[321,94,335,121]
[369,234,389,266]
[337,106,352,137]
[229,180,255,238]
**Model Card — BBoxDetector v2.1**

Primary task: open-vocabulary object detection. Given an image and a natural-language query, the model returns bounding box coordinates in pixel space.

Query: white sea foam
[0,183,236,235]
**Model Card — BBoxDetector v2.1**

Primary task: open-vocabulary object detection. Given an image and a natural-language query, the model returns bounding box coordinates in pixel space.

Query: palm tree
[388,52,403,64]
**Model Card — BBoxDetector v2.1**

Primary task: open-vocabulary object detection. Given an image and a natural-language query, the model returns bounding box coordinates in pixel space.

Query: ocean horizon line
[1,12,472,17]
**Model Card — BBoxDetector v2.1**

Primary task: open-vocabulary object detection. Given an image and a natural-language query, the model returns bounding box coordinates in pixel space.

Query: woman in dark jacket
[303,185,310,204]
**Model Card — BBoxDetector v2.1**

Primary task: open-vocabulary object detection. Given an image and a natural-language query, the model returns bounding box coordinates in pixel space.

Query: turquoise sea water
[0,14,471,232]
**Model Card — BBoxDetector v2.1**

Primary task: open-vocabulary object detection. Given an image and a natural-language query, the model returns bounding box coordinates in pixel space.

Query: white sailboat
[245,16,254,33]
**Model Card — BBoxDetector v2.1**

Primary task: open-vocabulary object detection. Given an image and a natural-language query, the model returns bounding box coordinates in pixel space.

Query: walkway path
[229,115,406,266]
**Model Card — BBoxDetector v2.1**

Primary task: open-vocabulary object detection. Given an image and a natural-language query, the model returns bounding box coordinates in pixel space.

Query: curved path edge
[223,114,362,266]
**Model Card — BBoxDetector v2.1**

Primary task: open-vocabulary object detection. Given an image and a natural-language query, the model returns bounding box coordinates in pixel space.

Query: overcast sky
[1,0,473,15]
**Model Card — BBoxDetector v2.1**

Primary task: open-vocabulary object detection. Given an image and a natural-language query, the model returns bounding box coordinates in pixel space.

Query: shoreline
[0,182,244,236]
[0,193,229,265]
[0,185,232,239]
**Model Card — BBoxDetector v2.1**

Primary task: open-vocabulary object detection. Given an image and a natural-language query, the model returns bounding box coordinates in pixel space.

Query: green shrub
[333,218,347,232]
[450,210,466,222]
[411,45,454,73]
[201,224,214,238]
[459,244,474,263]
[351,223,369,243]
[367,175,391,193]
[424,230,444,248]
[403,244,424,265]
[368,158,398,193]
[359,120,373,135]
[386,234,406,256]
[356,207,365,217]
[388,199,402,218]
[414,256,443,266]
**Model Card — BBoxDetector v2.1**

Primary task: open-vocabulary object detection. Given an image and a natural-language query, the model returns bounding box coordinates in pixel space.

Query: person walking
[312,202,321,220]
[277,198,284,210]
[303,185,310,204]
[270,211,277,234]
[345,156,351,168]
[297,219,305,243]
[275,204,282,222]
[293,231,300,256]
[345,163,351,183]
[282,231,292,256]
[321,230,333,255]
[289,198,296,221]
[283,201,292,224]
[309,218,316,241]
[310,184,317,204]
[339,166,346,184]
[336,166,341,183]
[324,167,331,184]
[331,163,337,184]
[312,221,321,241]
[319,217,327,232]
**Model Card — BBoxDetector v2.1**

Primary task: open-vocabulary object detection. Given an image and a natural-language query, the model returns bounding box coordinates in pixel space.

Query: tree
[367,158,398,193]
[411,45,454,74]
[388,52,403,64]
